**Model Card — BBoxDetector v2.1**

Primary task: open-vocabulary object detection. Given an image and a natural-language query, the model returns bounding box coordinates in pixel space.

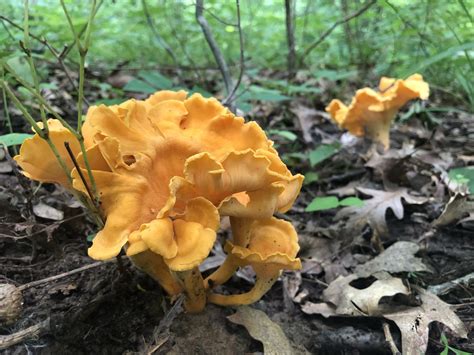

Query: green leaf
[303,172,319,185]
[309,143,340,167]
[87,233,96,242]
[0,133,33,147]
[6,56,33,85]
[244,85,290,102]
[123,79,157,94]
[267,129,298,141]
[312,69,358,81]
[339,197,364,207]
[305,196,339,212]
[138,70,173,89]
[189,86,213,98]
[405,42,474,75]
[94,98,126,105]
[448,167,474,193]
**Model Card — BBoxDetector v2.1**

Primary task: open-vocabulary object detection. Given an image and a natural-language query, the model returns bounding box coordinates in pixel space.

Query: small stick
[18,261,105,291]
[0,318,50,350]
[382,322,401,355]
[64,141,96,206]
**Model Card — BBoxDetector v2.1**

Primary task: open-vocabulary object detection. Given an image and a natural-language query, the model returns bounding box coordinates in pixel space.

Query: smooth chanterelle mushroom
[14,90,303,313]
[326,74,429,149]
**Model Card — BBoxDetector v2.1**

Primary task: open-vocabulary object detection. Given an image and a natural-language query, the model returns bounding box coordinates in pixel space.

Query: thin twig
[64,142,95,205]
[0,15,44,43]
[196,0,233,96]
[141,0,180,72]
[141,295,185,354]
[382,322,401,355]
[0,318,50,350]
[300,0,377,63]
[223,0,244,109]
[18,261,106,291]
[285,0,297,79]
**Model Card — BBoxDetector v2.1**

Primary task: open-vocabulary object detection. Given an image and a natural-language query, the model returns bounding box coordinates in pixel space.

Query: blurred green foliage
[0,0,472,103]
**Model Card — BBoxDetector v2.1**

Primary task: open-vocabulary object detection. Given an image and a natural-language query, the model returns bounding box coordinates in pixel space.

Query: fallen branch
[223,0,244,109]
[300,0,377,64]
[196,0,233,96]
[0,318,50,350]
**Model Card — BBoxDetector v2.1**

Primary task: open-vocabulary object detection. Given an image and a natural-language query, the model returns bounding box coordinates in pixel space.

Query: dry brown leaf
[384,287,468,355]
[335,187,427,235]
[227,306,296,355]
[433,194,474,226]
[355,241,430,277]
[290,104,318,143]
[322,274,410,316]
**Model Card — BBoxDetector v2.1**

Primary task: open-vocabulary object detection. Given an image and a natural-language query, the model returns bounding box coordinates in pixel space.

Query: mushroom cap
[325,74,429,148]
[126,197,219,271]
[14,119,82,187]
[16,91,302,263]
[226,217,301,278]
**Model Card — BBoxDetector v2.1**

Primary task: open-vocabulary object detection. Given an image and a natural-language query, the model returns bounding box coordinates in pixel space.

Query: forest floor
[0,67,473,354]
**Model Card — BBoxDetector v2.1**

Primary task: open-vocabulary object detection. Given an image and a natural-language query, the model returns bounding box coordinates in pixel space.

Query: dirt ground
[0,74,473,354]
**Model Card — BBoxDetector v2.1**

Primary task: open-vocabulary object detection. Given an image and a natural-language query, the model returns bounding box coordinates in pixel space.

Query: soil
[0,77,473,354]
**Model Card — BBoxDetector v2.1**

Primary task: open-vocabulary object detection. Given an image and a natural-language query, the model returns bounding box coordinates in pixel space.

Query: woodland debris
[335,187,427,235]
[227,306,296,355]
[384,287,468,355]
[354,241,430,277]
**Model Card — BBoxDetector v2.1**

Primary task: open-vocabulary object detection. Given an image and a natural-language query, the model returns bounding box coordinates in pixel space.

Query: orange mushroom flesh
[326,74,429,149]
[14,91,302,312]
[208,217,301,306]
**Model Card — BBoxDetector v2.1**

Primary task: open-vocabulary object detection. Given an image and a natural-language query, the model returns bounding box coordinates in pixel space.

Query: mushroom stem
[365,111,396,150]
[130,251,182,296]
[177,267,206,313]
[208,275,278,306]
[204,255,239,289]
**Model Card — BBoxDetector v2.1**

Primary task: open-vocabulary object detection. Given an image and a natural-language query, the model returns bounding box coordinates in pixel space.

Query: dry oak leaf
[322,274,410,316]
[354,241,430,278]
[227,306,298,355]
[384,287,468,355]
[335,187,427,235]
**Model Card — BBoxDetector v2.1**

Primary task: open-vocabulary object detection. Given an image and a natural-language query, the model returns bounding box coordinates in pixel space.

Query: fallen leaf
[301,302,336,318]
[227,306,295,355]
[335,187,427,235]
[322,274,410,316]
[354,241,430,277]
[33,203,64,221]
[290,104,317,143]
[433,194,474,226]
[384,287,468,355]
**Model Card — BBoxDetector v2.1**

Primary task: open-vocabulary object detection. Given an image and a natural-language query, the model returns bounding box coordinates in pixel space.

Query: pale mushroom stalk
[130,251,182,296]
[204,217,252,289]
[208,273,279,306]
[204,255,239,288]
[364,109,397,150]
[176,267,206,313]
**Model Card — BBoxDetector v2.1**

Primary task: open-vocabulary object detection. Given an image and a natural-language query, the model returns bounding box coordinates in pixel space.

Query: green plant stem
[22,0,48,133]
[1,71,17,155]
[59,0,99,201]
[1,80,72,184]
[2,66,99,203]
[2,62,75,131]
[59,0,81,50]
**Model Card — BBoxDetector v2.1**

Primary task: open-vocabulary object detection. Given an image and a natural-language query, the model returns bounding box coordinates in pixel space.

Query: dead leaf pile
[300,241,467,354]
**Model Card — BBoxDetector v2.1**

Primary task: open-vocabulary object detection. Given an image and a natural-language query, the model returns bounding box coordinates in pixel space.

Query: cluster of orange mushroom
[14,91,304,312]
[326,74,430,149]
